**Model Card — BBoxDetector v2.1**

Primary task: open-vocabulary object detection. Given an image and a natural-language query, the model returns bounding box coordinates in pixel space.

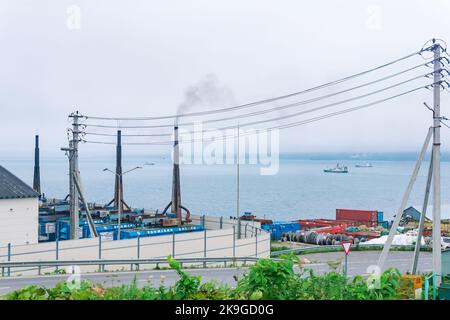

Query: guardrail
[270,243,425,256]
[0,256,266,277]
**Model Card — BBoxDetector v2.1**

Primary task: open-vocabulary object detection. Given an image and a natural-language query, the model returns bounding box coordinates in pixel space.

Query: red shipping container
[336,209,378,223]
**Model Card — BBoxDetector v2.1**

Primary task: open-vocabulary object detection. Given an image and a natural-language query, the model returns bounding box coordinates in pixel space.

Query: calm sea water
[2,156,450,221]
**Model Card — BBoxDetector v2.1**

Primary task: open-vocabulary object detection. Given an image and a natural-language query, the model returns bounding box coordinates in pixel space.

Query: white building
[0,165,39,245]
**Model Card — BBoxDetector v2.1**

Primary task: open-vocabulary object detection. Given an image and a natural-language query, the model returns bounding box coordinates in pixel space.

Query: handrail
[0,256,264,272]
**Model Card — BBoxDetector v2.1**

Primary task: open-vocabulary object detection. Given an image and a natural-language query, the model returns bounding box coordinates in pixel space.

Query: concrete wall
[0,198,38,245]
[0,214,270,276]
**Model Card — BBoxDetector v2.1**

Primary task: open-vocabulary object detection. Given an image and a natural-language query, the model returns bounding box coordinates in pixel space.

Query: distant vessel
[323,164,348,173]
[355,163,373,168]
[144,162,155,166]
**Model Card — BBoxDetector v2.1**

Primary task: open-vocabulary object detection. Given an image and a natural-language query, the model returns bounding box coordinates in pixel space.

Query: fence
[0,215,270,276]
[190,214,261,239]
[0,256,272,277]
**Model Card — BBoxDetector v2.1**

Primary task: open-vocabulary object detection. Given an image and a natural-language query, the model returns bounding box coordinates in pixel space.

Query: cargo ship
[323,164,348,173]
[355,163,373,168]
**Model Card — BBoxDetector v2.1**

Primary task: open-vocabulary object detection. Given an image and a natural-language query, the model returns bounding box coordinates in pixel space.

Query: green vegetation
[3,255,420,300]
[271,244,432,257]
[44,269,66,276]
[270,245,291,252]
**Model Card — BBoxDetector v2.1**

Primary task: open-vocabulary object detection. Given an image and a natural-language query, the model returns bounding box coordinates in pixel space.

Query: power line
[83,73,431,138]
[84,49,425,122]
[82,84,428,146]
[84,62,433,131]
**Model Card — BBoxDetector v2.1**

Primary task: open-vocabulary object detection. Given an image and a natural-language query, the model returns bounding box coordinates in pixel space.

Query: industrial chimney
[114,130,123,210]
[33,135,41,195]
[162,123,191,224]
[171,124,182,224]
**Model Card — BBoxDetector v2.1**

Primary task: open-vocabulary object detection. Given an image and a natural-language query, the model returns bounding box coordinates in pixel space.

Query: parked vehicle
[442,237,450,250]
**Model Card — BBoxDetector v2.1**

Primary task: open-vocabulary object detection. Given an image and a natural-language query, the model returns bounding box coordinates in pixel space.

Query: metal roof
[0,165,39,200]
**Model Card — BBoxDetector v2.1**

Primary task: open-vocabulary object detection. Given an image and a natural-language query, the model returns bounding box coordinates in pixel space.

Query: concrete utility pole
[432,42,442,285]
[72,171,98,238]
[411,152,433,274]
[377,127,432,270]
[237,124,241,239]
[68,111,82,240]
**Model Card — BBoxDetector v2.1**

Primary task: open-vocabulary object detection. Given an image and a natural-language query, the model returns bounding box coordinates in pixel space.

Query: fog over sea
[2,153,450,221]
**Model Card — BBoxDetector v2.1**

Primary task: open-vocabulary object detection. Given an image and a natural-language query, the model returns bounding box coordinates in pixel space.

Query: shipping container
[377,211,384,222]
[115,225,204,240]
[82,223,136,238]
[378,221,390,229]
[336,209,378,223]
[261,222,300,240]
[57,221,71,240]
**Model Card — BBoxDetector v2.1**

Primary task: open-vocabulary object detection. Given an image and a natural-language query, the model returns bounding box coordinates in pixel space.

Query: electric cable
[84,49,426,122]
[82,84,429,146]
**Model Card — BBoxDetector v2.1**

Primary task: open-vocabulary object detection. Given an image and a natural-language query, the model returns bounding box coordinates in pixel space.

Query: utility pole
[67,111,82,240]
[377,127,432,270]
[236,123,241,239]
[432,42,442,285]
[412,152,433,274]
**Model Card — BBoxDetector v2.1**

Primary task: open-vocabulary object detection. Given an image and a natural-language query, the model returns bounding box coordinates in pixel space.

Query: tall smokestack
[114,130,123,210]
[33,135,41,195]
[171,124,182,224]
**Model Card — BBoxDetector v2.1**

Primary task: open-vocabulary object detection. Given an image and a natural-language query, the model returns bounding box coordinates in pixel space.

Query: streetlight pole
[103,166,142,240]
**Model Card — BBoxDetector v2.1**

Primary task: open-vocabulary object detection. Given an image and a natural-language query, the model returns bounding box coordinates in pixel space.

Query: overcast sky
[1,0,450,159]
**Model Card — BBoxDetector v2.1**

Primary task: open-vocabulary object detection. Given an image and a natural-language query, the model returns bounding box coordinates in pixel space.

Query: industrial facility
[30,119,201,245]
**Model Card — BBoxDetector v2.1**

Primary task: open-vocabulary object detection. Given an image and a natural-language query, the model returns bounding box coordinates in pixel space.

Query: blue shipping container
[115,225,204,240]
[378,221,389,229]
[261,222,300,240]
[57,221,71,240]
[377,211,384,222]
[82,223,136,238]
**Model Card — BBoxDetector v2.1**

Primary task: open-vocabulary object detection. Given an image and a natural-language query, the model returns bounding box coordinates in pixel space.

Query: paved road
[0,251,432,295]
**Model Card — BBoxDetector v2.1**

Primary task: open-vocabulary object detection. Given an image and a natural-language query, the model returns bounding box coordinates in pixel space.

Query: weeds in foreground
[4,255,414,300]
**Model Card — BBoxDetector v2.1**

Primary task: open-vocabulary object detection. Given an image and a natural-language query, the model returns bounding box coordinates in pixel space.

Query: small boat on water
[355,163,373,168]
[323,163,348,173]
